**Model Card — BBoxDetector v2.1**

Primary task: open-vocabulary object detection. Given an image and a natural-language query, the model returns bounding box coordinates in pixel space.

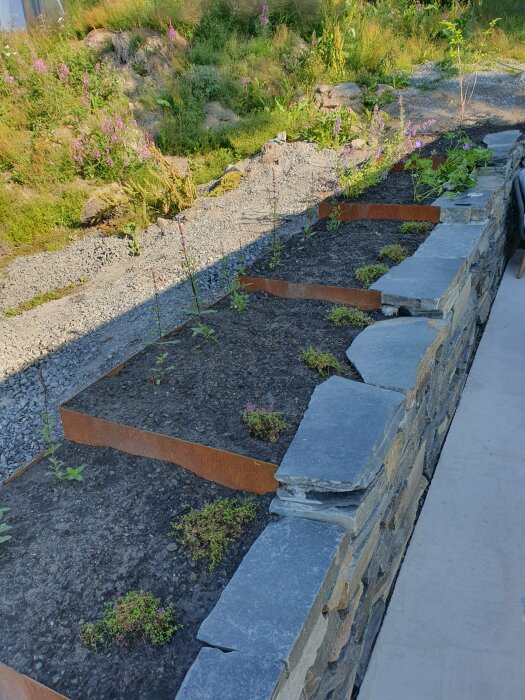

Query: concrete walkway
[359,252,525,700]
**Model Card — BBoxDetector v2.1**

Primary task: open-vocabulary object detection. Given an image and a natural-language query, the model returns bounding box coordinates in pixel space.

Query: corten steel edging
[60,407,278,495]
[0,661,69,700]
[239,276,382,310]
[2,452,45,485]
[318,201,441,223]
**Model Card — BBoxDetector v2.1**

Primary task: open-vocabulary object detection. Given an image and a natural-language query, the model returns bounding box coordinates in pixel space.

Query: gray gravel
[0,142,339,479]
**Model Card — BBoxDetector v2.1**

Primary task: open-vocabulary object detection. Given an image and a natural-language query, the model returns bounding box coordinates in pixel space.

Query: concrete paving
[359,252,525,700]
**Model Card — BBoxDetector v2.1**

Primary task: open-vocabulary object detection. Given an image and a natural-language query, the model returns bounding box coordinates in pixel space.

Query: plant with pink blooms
[242,400,289,442]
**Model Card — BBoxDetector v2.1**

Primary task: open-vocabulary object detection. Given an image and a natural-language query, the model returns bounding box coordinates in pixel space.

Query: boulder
[112,31,133,64]
[164,155,191,177]
[204,102,240,129]
[80,184,126,226]
[260,141,283,165]
[376,83,395,98]
[84,28,113,53]
[313,82,363,110]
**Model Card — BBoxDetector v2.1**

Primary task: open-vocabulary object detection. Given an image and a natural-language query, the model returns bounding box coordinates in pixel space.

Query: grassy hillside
[0,0,522,261]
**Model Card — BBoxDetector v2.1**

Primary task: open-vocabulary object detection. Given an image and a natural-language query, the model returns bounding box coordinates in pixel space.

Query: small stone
[166,542,178,552]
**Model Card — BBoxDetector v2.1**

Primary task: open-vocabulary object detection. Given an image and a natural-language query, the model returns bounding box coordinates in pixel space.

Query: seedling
[242,401,289,442]
[379,244,408,263]
[355,264,389,288]
[0,508,12,544]
[123,222,142,256]
[80,591,180,651]
[268,168,283,269]
[327,203,342,230]
[39,372,85,482]
[191,323,217,347]
[327,306,372,328]
[301,347,341,377]
[148,352,175,385]
[220,250,249,312]
[171,498,256,571]
[399,220,433,234]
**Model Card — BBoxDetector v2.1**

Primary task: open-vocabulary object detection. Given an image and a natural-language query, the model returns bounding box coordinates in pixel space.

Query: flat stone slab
[176,648,282,699]
[359,255,525,700]
[198,517,346,663]
[413,222,487,264]
[275,376,404,492]
[347,317,446,393]
[432,173,504,222]
[370,254,466,313]
[483,129,521,158]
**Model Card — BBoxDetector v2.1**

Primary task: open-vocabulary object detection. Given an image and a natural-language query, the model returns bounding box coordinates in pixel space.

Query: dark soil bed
[248,218,432,287]
[0,442,273,699]
[68,293,378,465]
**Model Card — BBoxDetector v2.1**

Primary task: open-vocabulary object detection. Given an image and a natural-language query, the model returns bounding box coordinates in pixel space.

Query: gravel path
[0,142,339,478]
[2,64,524,479]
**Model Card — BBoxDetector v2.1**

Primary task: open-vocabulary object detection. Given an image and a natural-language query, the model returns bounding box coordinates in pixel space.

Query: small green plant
[80,591,180,651]
[4,282,84,317]
[148,352,175,386]
[191,323,217,347]
[220,252,249,312]
[0,508,12,544]
[123,222,142,257]
[399,221,434,234]
[172,498,257,571]
[327,306,372,328]
[242,401,289,442]
[268,168,283,269]
[327,203,342,231]
[179,223,217,341]
[406,132,492,202]
[355,264,389,288]
[39,372,85,482]
[301,347,341,377]
[379,244,408,263]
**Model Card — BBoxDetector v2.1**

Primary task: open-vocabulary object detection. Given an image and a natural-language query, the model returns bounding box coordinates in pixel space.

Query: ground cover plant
[242,401,289,442]
[301,347,342,377]
[379,243,409,263]
[172,497,257,571]
[1,0,518,261]
[399,220,434,234]
[0,442,272,698]
[327,305,372,328]
[3,281,86,317]
[355,263,389,287]
[80,591,181,651]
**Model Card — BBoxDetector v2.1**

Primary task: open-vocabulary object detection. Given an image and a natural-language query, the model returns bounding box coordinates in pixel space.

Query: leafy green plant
[300,107,358,150]
[191,323,217,347]
[39,371,85,482]
[268,168,283,269]
[301,347,341,377]
[327,306,372,328]
[179,223,217,341]
[0,508,12,544]
[171,498,257,571]
[148,352,175,386]
[122,222,142,256]
[379,244,408,263]
[242,401,289,442]
[327,203,342,231]
[355,264,389,288]
[399,220,434,234]
[220,253,249,312]
[80,591,180,651]
[406,132,491,202]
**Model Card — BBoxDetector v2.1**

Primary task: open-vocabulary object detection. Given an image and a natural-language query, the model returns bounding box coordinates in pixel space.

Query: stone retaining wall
[176,131,524,700]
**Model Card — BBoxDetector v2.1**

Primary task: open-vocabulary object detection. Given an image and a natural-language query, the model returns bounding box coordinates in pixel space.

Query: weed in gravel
[4,282,84,317]
[301,347,342,378]
[379,244,408,263]
[0,508,12,545]
[122,222,142,256]
[171,498,257,572]
[242,401,289,442]
[355,264,389,288]
[327,203,342,230]
[327,306,372,328]
[268,168,283,269]
[399,220,433,234]
[80,591,181,651]
[39,372,85,482]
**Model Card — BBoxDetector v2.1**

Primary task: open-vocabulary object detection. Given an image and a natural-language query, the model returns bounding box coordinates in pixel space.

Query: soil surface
[249,217,432,287]
[0,442,273,699]
[68,293,379,465]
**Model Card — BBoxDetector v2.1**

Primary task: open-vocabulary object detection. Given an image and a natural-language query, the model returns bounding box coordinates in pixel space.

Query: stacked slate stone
[176,130,524,700]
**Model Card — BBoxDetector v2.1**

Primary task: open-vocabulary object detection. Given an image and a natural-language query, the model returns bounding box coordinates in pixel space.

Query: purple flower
[245,401,256,411]
[33,58,47,73]
[83,73,90,87]
[4,74,14,83]
[259,3,269,27]
[157,607,165,615]
[168,22,176,41]
[415,140,422,149]
[415,2,422,13]
[58,63,69,80]
[311,35,318,47]
[463,143,473,150]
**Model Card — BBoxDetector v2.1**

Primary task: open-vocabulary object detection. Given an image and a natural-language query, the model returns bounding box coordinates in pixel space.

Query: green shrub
[301,347,341,377]
[327,306,372,328]
[355,264,389,287]
[172,498,257,571]
[379,244,408,263]
[80,591,181,651]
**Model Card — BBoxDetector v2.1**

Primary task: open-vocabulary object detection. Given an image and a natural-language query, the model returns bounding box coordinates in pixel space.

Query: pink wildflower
[168,22,176,41]
[33,58,47,73]
[58,63,69,81]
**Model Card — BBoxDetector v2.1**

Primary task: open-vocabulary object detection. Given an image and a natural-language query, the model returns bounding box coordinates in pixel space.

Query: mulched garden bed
[248,218,432,288]
[0,442,273,700]
[68,293,376,466]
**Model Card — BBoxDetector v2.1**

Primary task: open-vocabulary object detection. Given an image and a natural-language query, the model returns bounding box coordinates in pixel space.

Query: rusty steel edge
[60,407,278,496]
[318,201,441,223]
[239,276,382,310]
[0,661,69,700]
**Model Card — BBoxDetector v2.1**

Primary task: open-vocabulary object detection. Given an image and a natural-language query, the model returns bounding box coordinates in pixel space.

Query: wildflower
[415,2,422,13]
[245,401,256,411]
[463,143,473,150]
[4,75,14,83]
[415,140,422,149]
[82,73,90,87]
[259,3,269,27]
[167,21,176,41]
[58,63,69,81]
[33,58,47,73]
